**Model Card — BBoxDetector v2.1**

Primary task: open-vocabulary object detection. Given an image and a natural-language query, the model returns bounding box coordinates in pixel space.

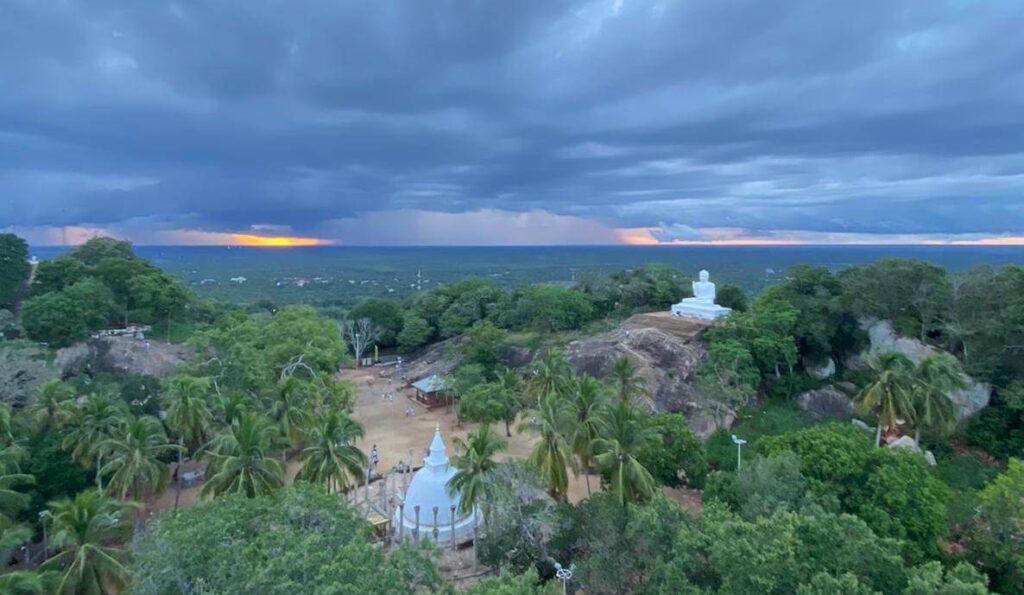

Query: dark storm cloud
[2,0,1023,242]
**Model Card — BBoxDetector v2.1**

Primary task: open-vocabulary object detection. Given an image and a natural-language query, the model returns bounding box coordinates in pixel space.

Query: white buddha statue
[671,269,732,321]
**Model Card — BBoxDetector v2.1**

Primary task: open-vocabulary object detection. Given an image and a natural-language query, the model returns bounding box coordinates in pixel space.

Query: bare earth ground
[149,367,601,513]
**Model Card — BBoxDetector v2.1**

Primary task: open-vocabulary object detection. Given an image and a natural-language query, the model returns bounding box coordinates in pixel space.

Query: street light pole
[39,510,49,559]
[554,561,576,595]
[731,434,747,471]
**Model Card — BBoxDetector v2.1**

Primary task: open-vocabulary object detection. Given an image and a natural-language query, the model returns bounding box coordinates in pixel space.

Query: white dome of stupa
[393,426,477,544]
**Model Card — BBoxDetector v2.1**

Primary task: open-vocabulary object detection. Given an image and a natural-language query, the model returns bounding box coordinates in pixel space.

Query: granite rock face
[796,385,855,420]
[56,335,192,379]
[862,318,990,420]
[565,313,732,438]
[804,357,836,380]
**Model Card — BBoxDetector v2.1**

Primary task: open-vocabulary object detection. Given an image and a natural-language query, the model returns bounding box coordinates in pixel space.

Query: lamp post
[554,561,576,595]
[731,434,747,471]
[39,510,50,559]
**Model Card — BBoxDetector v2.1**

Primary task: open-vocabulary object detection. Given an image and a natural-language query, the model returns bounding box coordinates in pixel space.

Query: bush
[130,484,443,594]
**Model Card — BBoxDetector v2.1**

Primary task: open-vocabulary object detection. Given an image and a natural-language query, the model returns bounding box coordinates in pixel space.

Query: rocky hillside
[566,312,732,437]
[857,318,990,420]
[56,335,192,378]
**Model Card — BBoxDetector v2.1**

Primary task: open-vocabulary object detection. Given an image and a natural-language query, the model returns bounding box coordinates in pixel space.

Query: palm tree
[912,353,964,446]
[296,412,367,494]
[591,402,659,505]
[519,393,576,499]
[41,489,133,595]
[525,348,574,403]
[211,391,251,426]
[0,403,15,447]
[30,380,75,433]
[856,352,917,446]
[608,356,649,408]
[448,424,507,515]
[162,376,213,508]
[0,448,33,562]
[60,393,127,490]
[0,570,57,595]
[98,415,178,528]
[202,412,284,498]
[0,447,33,523]
[0,515,32,562]
[269,376,313,462]
[569,375,608,497]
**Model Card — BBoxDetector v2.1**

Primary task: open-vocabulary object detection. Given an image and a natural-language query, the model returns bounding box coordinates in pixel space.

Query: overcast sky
[3,0,1023,246]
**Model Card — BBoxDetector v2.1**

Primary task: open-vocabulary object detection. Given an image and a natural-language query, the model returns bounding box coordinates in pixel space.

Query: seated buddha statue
[671,270,732,321]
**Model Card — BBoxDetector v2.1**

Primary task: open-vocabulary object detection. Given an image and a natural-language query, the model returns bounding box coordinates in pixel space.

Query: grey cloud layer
[2,0,1023,240]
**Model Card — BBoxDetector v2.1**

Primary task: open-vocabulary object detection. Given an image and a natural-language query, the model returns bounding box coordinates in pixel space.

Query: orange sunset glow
[229,234,332,247]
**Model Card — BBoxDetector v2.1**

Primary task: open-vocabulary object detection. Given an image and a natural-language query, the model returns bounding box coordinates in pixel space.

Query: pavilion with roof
[409,374,451,409]
[392,426,477,545]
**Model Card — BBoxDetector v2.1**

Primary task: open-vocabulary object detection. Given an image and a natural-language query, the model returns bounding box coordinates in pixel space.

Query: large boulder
[804,357,836,380]
[56,335,191,378]
[862,318,990,420]
[796,385,854,420]
[400,337,460,381]
[565,313,733,438]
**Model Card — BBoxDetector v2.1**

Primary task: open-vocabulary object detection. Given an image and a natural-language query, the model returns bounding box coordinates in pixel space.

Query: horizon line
[28,242,1024,249]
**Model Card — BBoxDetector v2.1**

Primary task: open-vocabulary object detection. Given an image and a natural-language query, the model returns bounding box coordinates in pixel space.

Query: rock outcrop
[565,312,732,437]
[796,385,854,420]
[862,318,990,420]
[56,335,192,379]
[400,338,460,382]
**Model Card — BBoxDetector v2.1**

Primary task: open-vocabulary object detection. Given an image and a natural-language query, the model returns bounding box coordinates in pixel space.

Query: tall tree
[525,348,574,403]
[60,393,127,489]
[202,413,285,498]
[968,458,1024,593]
[569,375,608,496]
[448,424,507,515]
[592,402,659,505]
[0,446,33,515]
[98,416,178,520]
[30,380,75,433]
[161,375,213,508]
[0,234,30,310]
[268,376,313,462]
[519,393,576,499]
[296,411,367,493]
[342,317,381,363]
[608,356,649,407]
[856,352,917,446]
[911,353,963,445]
[41,489,133,595]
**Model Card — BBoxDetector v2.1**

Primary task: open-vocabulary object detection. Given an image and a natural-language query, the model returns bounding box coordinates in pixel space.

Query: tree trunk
[174,436,184,509]
[96,452,104,491]
[874,423,882,448]
[584,464,592,497]
[504,419,511,437]
[914,428,921,449]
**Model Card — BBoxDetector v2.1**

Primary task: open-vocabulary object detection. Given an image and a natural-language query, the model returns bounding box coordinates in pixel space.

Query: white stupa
[393,427,477,544]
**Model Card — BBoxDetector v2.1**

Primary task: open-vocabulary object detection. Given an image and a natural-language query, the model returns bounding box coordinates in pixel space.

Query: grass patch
[706,399,815,471]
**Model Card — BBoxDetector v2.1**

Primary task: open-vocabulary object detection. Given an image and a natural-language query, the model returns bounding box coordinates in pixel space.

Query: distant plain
[31,245,1024,306]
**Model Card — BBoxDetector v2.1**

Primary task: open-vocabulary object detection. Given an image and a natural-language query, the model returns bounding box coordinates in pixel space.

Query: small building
[410,374,450,409]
